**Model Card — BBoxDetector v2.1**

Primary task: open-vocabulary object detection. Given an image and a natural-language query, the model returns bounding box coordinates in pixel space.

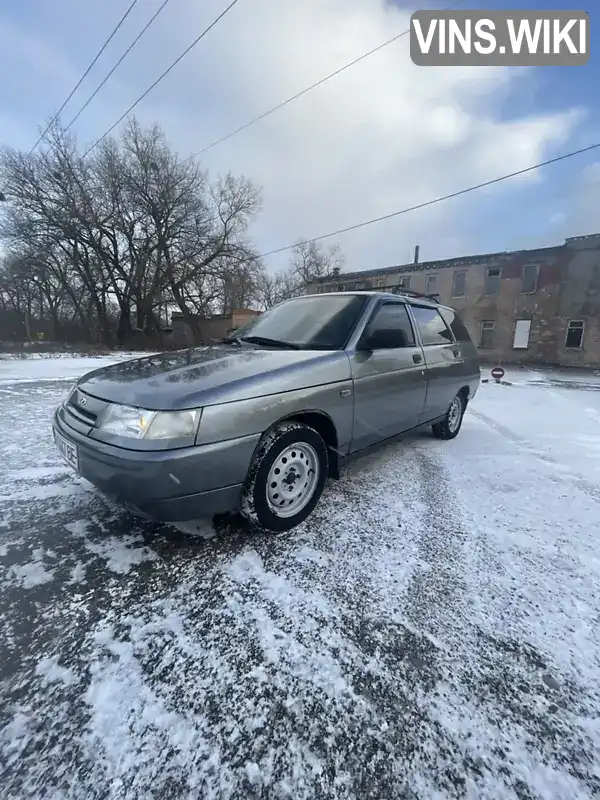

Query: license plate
[54,428,79,472]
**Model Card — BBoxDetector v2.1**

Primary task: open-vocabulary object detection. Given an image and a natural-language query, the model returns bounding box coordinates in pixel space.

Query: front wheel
[240,421,328,532]
[432,393,466,440]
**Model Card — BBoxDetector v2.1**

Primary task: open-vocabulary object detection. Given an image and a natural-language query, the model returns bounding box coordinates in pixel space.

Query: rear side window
[438,307,473,343]
[367,302,416,347]
[410,306,453,346]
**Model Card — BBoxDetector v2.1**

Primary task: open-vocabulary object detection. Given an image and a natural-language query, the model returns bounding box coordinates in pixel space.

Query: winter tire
[432,392,465,440]
[240,421,328,532]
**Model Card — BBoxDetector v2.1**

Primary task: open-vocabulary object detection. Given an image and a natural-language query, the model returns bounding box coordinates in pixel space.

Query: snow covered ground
[0,351,153,386]
[0,356,599,799]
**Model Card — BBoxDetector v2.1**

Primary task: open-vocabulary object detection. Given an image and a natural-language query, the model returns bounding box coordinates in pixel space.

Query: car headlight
[98,404,202,440]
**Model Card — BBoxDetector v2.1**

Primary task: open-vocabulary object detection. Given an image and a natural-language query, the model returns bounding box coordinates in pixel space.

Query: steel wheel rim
[266,442,320,518]
[448,396,462,433]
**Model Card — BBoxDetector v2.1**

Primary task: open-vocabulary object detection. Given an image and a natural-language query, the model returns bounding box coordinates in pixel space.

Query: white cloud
[550,212,566,226]
[0,0,590,271]
[545,161,600,241]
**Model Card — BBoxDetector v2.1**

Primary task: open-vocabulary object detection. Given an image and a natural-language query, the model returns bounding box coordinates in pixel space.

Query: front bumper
[52,407,261,522]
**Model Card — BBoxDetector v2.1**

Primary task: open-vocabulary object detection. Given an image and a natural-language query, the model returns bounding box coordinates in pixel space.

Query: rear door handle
[412,353,422,364]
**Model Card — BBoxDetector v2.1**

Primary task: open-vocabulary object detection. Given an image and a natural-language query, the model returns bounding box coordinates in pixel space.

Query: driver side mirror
[358,327,407,351]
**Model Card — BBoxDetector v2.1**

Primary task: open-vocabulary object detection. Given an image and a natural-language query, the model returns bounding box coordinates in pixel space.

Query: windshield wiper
[213,336,243,345]
[240,335,301,350]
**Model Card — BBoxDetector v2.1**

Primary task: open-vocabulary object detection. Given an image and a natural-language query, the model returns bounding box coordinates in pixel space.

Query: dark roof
[307,290,442,307]
[171,308,258,320]
[314,243,567,283]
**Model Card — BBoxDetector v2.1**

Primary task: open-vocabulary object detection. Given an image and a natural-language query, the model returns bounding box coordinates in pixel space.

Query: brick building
[171,308,260,348]
[307,233,600,368]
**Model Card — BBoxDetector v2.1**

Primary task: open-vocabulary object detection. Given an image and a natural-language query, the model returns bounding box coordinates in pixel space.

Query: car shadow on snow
[66,423,446,561]
[96,424,441,555]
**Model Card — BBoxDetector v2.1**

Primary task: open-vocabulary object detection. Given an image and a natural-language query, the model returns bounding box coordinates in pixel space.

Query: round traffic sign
[491,366,505,380]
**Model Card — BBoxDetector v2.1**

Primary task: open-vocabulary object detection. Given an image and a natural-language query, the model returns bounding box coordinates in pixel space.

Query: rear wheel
[432,392,466,440]
[241,422,328,532]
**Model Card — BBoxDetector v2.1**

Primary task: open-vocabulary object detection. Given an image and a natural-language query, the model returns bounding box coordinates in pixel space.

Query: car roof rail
[388,287,441,303]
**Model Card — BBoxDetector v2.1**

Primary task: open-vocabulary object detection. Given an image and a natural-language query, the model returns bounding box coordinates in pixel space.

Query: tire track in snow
[470,408,600,504]
[403,444,472,650]
[433,417,600,798]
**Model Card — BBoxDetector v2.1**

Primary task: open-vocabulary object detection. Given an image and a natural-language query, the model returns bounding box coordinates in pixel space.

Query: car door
[407,304,464,423]
[347,300,427,452]
[438,306,480,382]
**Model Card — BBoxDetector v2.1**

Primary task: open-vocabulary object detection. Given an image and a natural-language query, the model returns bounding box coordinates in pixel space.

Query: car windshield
[231,294,368,350]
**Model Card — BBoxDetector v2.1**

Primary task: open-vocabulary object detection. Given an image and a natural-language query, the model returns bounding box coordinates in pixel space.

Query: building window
[452,270,467,297]
[426,274,438,295]
[513,319,531,349]
[565,320,584,349]
[484,268,501,295]
[479,320,495,348]
[336,284,345,291]
[521,264,539,294]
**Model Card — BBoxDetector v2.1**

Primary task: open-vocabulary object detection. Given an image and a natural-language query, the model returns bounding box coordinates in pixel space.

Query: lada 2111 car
[53,291,481,532]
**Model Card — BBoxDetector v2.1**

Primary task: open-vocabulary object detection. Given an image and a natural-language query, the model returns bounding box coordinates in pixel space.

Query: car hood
[77,345,351,410]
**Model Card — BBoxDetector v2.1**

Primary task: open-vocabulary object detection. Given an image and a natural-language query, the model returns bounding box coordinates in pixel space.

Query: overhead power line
[29,0,139,154]
[257,142,600,258]
[64,0,174,134]
[193,0,464,157]
[83,0,242,157]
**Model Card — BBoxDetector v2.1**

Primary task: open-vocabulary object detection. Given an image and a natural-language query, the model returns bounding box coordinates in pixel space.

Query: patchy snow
[65,520,159,574]
[34,655,76,687]
[0,481,95,504]
[0,538,23,557]
[66,561,88,585]
[6,465,73,481]
[7,547,55,588]
[0,357,599,798]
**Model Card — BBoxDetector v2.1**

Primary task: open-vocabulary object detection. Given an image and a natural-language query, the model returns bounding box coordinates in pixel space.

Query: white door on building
[513,319,531,349]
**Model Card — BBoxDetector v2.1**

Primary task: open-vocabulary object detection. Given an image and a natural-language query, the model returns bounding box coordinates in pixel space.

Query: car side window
[410,306,453,346]
[364,303,416,348]
[438,307,472,343]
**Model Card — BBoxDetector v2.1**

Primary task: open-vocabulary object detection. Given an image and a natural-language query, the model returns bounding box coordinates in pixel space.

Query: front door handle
[412,353,422,364]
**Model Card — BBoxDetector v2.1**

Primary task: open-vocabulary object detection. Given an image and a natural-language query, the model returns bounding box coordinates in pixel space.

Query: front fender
[196,381,354,454]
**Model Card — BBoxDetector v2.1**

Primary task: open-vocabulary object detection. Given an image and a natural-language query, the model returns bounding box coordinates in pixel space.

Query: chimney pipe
[414,245,420,264]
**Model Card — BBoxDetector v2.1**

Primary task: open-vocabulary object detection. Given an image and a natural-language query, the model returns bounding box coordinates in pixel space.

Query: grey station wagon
[53,291,480,532]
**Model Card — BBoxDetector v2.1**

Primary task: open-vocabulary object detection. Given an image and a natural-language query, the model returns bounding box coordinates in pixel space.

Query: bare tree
[254,240,345,309]
[289,240,344,286]
[0,118,263,347]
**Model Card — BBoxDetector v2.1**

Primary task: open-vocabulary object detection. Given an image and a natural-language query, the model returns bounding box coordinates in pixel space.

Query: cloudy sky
[0,0,598,273]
